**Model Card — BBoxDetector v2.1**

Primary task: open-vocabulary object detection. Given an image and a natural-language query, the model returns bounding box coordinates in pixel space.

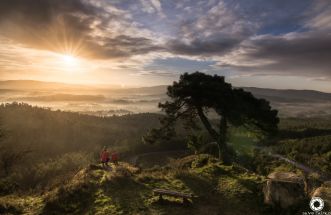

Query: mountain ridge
[1,79,330,93]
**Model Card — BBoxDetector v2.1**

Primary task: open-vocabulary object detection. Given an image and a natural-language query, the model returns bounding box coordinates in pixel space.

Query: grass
[0,155,278,215]
[0,195,44,214]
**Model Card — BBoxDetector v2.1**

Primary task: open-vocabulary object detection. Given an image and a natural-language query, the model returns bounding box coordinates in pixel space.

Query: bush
[11,152,94,190]
[0,178,18,195]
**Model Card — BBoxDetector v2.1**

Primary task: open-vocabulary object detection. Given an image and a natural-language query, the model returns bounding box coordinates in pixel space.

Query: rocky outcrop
[263,172,306,208]
[312,181,331,208]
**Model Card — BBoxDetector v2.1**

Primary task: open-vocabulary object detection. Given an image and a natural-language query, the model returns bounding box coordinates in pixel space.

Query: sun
[62,54,77,65]
[55,53,83,73]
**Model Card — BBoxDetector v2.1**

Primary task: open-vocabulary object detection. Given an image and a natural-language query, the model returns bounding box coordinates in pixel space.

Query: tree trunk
[218,116,231,164]
[196,106,231,164]
[196,107,219,140]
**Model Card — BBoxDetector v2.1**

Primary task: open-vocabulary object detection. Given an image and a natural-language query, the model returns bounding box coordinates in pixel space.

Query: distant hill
[114,85,331,103]
[115,86,331,117]
[243,87,331,103]
[16,94,106,102]
[0,80,88,90]
[0,80,167,94]
[1,80,331,104]
[113,85,168,95]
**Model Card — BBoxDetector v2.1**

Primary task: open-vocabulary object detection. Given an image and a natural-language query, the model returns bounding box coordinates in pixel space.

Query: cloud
[167,37,240,56]
[0,0,96,44]
[87,35,164,59]
[207,0,331,79]
[305,0,331,31]
[132,70,175,77]
[0,0,161,60]
[215,32,331,79]
[166,1,257,56]
[139,0,165,17]
[0,0,331,83]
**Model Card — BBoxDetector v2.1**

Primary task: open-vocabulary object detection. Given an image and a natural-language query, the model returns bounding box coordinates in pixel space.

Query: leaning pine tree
[144,72,279,164]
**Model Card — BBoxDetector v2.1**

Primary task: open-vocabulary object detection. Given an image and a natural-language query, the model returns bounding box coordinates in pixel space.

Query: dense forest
[253,117,331,177]
[0,102,188,191]
[1,102,331,193]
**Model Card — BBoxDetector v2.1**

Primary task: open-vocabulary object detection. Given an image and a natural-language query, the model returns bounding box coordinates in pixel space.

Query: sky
[0,0,331,91]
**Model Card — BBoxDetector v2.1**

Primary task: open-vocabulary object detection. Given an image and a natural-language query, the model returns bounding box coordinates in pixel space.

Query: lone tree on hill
[144,72,279,164]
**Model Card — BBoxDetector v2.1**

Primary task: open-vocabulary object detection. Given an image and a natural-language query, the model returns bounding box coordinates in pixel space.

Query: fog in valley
[1,80,331,117]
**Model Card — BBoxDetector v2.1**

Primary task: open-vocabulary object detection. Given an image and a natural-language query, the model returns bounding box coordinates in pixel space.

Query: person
[100,146,110,168]
[111,150,119,165]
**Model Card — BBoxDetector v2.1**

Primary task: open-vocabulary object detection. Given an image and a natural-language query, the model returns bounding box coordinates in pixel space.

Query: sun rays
[31,15,87,62]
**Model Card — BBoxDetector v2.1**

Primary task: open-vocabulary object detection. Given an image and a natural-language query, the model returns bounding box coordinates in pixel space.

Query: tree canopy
[145,72,279,163]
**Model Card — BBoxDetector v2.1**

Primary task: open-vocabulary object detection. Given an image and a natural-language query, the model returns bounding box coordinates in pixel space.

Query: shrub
[12,152,94,190]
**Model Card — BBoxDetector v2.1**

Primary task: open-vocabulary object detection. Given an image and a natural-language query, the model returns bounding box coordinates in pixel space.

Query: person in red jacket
[111,151,119,165]
[100,146,110,168]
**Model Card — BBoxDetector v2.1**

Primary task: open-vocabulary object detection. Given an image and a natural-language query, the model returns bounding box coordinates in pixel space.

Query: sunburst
[62,54,77,64]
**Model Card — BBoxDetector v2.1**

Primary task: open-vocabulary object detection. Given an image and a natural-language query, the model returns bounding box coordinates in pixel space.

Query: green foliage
[161,72,279,136]
[0,102,162,158]
[0,102,188,191]
[187,133,205,154]
[0,199,22,214]
[0,178,18,195]
[146,72,279,163]
[253,116,331,176]
[276,135,331,173]
[43,168,96,214]
[0,195,43,214]
[277,118,331,175]
[14,152,94,189]
[0,154,310,215]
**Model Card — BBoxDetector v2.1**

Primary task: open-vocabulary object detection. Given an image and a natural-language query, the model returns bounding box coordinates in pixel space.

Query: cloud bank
[0,0,331,84]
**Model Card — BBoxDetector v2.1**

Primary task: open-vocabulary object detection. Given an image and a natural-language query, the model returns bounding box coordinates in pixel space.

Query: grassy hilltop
[1,155,272,215]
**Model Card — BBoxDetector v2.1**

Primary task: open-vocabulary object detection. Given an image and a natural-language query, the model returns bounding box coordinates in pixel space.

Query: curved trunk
[196,106,219,140]
[196,106,231,164]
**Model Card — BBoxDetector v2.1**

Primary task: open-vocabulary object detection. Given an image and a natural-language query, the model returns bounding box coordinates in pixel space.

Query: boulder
[312,181,331,208]
[263,172,306,209]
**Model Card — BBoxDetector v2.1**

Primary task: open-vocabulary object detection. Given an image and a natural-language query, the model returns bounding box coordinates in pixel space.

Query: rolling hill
[1,80,331,103]
[1,80,331,117]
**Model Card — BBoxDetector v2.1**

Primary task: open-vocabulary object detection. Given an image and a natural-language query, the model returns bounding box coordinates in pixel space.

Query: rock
[263,172,306,209]
[312,181,331,208]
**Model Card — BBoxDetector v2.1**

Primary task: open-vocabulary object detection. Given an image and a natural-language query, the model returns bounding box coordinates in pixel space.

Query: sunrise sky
[0,0,330,91]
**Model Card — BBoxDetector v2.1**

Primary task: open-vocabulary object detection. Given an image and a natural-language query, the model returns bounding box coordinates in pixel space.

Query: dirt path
[255,146,330,181]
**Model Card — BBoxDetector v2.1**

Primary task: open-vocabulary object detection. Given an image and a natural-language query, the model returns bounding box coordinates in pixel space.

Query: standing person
[111,150,119,165]
[100,146,110,168]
